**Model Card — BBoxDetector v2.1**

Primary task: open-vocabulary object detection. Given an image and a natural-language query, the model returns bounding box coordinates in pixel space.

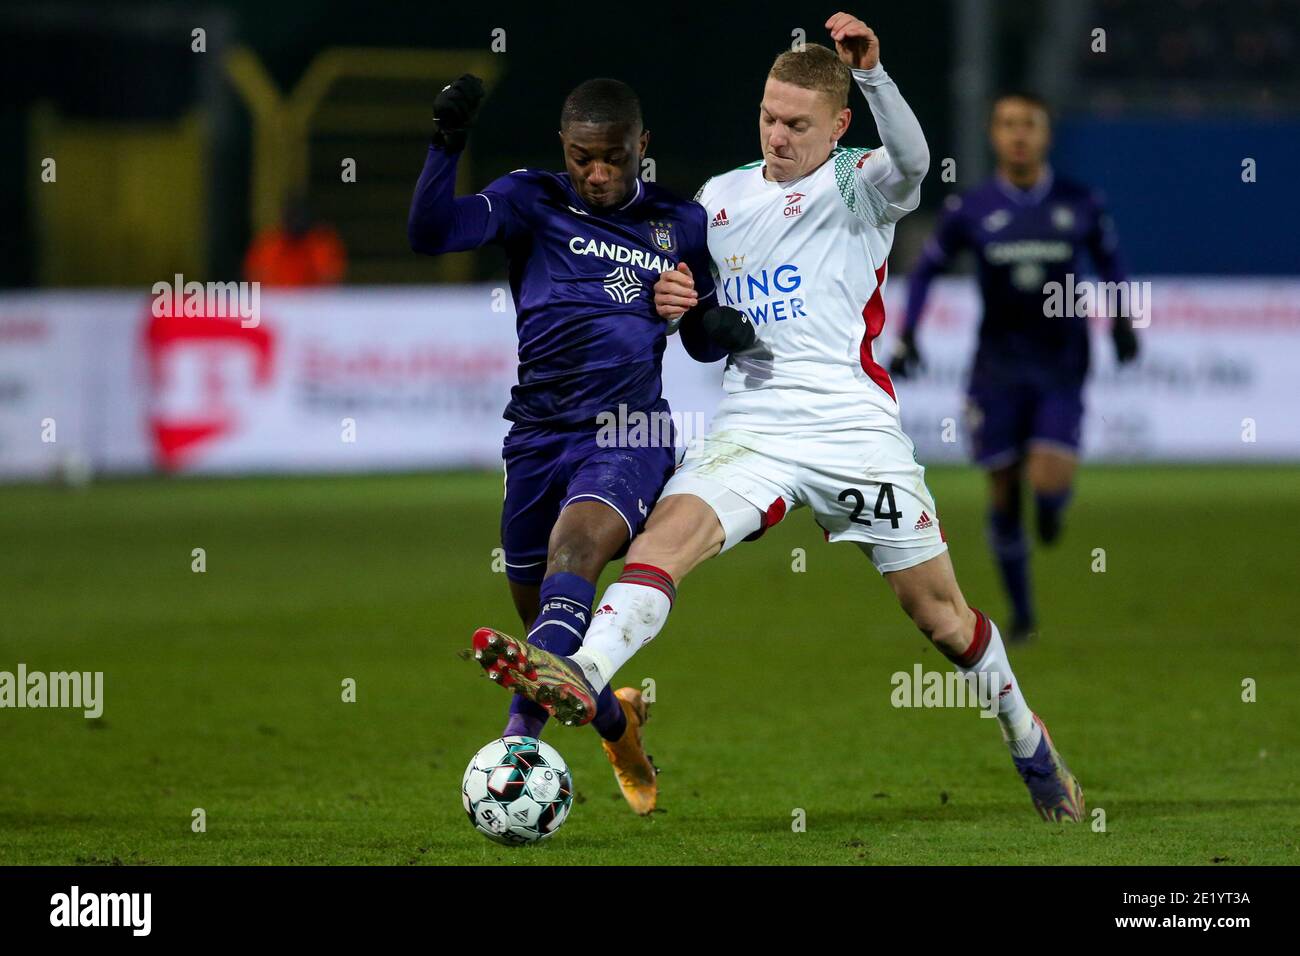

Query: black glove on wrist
[1112,315,1139,365]
[888,329,922,378]
[701,305,757,354]
[432,74,485,152]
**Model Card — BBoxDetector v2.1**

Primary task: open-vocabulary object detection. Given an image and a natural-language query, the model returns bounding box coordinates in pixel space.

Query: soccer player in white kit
[473,12,1084,822]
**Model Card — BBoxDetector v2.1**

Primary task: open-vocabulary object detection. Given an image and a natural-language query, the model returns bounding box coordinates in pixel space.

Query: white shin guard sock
[953,611,1041,757]
[571,580,672,693]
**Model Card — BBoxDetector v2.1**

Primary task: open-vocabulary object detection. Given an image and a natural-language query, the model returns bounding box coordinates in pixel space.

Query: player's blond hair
[768,44,851,109]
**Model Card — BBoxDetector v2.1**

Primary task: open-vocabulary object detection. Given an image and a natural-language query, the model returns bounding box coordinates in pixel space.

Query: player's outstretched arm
[890,200,968,377]
[1084,194,1140,364]
[408,74,499,255]
[826,13,930,220]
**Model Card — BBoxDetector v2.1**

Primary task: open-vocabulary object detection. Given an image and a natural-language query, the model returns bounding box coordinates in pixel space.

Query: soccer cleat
[470,627,598,727]
[602,687,659,816]
[1012,713,1084,822]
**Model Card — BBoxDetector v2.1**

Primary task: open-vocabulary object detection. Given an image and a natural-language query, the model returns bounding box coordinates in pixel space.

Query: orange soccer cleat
[601,687,659,816]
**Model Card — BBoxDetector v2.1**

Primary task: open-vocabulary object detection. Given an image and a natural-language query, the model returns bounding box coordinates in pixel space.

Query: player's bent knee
[546,500,632,577]
[626,494,723,580]
[548,526,625,578]
[1026,448,1076,493]
[892,549,974,644]
[547,537,600,576]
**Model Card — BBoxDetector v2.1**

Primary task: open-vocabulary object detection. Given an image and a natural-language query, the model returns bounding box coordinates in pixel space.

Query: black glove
[888,329,922,378]
[432,74,485,152]
[1112,315,1139,365]
[701,306,757,354]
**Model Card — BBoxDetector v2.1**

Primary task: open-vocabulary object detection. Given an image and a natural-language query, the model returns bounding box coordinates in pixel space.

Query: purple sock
[502,572,626,742]
[988,507,1034,627]
[1034,488,1073,545]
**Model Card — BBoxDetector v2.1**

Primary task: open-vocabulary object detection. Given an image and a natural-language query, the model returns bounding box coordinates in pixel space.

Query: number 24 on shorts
[838,484,903,528]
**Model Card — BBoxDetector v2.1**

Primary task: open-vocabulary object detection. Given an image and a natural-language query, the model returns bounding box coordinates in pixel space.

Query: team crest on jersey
[1052,205,1076,231]
[648,220,677,253]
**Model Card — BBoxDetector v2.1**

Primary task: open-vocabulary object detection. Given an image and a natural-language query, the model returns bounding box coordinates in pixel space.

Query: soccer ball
[461,736,574,845]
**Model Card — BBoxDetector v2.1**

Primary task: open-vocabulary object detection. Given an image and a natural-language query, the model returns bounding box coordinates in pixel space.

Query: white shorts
[661,424,948,574]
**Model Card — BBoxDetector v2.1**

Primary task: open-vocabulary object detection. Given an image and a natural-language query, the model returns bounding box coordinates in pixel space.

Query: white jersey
[698,146,915,434]
[661,67,944,573]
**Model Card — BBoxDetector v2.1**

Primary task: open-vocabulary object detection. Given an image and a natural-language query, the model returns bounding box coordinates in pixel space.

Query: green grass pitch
[1,466,1297,865]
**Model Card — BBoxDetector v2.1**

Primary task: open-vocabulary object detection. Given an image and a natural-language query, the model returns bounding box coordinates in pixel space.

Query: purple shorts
[965,379,1084,469]
[500,419,676,584]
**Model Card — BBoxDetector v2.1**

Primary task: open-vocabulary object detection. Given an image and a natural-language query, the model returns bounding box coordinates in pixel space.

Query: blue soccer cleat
[1012,713,1085,822]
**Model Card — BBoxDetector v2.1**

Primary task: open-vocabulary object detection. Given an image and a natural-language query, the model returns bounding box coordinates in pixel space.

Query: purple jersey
[904,169,1125,386]
[409,146,717,427]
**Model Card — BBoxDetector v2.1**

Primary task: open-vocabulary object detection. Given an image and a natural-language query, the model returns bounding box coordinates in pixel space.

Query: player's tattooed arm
[827,13,930,221]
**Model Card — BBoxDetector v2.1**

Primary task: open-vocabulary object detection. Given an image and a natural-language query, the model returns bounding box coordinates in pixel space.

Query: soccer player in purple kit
[891,92,1140,642]
[408,74,736,814]
[468,15,1086,826]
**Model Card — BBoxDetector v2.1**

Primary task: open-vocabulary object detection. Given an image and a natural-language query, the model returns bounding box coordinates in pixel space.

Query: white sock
[570,565,675,693]
[951,610,1041,757]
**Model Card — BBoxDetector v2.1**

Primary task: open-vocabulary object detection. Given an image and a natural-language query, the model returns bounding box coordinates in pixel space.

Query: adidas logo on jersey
[711,208,730,228]
[914,511,933,531]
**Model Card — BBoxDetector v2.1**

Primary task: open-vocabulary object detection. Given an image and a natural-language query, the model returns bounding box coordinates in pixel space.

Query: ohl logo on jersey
[783,192,805,218]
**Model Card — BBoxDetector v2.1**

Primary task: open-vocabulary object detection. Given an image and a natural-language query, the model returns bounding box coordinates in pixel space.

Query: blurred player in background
[473,13,1085,824]
[410,74,741,815]
[891,93,1140,642]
